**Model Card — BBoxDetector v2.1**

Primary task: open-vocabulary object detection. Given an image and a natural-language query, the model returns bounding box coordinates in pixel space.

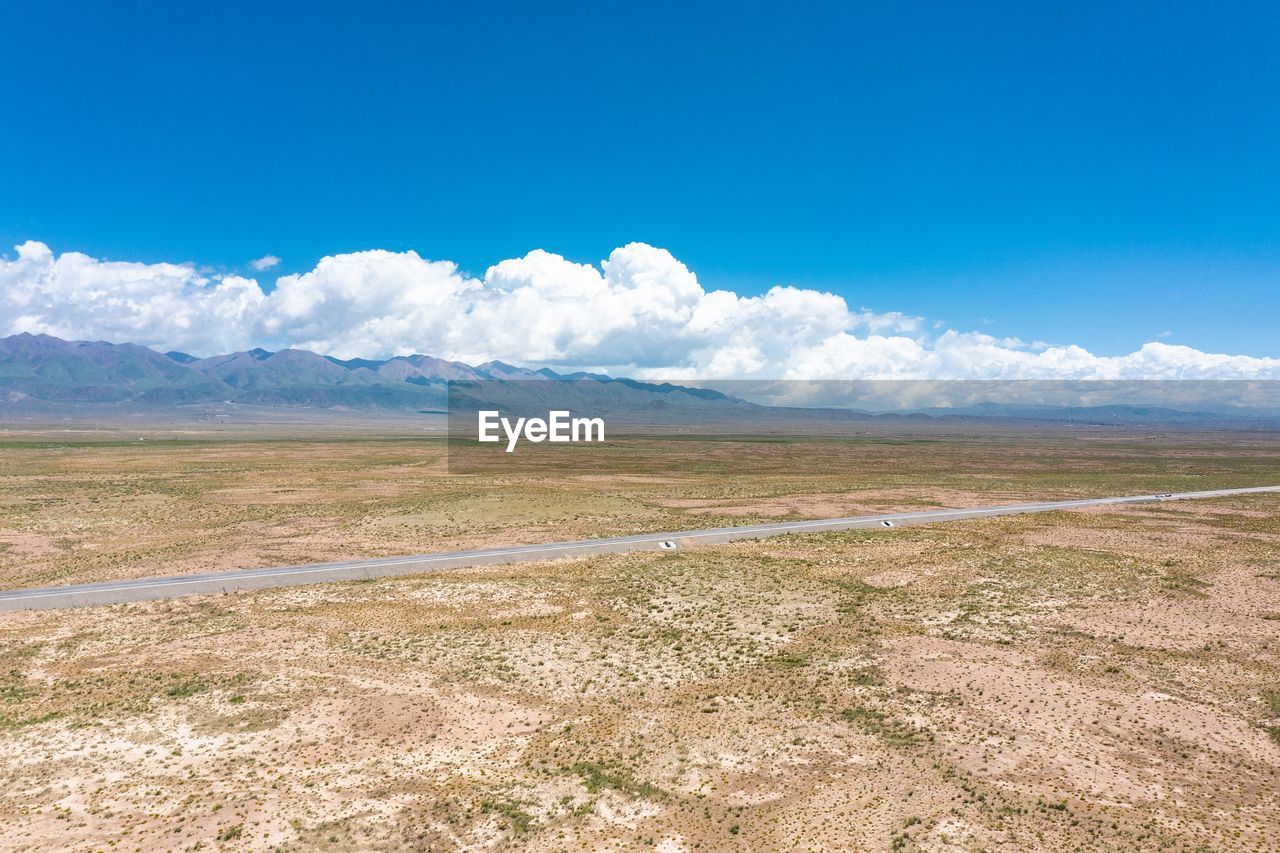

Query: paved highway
[1,486,1276,612]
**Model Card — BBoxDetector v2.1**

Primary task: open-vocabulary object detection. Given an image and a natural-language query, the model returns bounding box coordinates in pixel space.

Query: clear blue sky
[2,0,1277,356]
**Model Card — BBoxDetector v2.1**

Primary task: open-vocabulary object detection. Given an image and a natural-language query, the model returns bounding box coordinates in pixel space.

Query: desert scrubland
[0,424,1278,850]
[0,422,1275,588]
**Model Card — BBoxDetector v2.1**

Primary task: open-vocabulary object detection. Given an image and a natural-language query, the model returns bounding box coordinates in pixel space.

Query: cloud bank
[2,239,1278,379]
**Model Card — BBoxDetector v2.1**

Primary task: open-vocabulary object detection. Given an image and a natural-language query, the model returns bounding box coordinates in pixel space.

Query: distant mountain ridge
[2,334,1276,427]
[0,333,732,411]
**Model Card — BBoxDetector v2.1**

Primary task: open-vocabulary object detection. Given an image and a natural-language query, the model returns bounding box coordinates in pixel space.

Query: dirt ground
[0,498,1277,850]
[0,427,1277,850]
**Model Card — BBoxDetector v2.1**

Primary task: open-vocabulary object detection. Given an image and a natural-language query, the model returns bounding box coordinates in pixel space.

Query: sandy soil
[2,428,1278,849]
[0,489,1277,850]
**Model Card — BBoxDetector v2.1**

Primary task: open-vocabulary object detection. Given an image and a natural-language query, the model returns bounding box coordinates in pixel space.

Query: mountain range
[0,333,731,412]
[2,334,1277,428]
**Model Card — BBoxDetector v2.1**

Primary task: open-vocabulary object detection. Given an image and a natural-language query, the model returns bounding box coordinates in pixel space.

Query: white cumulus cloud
[0,241,265,355]
[2,239,1278,379]
[249,254,281,271]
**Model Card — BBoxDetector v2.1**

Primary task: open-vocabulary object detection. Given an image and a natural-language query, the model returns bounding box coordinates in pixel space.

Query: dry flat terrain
[0,425,1278,850]
[0,423,1276,589]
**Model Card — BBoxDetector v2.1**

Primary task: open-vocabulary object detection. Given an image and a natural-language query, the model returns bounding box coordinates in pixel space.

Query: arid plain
[0,422,1278,850]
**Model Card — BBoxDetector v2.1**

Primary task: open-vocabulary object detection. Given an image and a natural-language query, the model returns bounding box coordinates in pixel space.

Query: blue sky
[1,0,1277,358]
